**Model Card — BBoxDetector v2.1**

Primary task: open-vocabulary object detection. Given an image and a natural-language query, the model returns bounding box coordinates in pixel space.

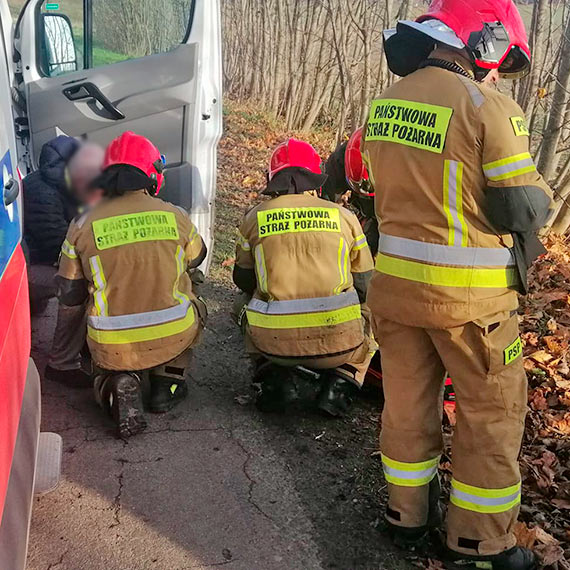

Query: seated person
[54,132,207,438]
[233,138,376,417]
[23,136,104,313]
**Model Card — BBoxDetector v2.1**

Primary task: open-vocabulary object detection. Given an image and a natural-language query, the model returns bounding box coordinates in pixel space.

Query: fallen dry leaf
[552,499,570,510]
[530,350,555,364]
[535,543,565,566]
[514,522,537,549]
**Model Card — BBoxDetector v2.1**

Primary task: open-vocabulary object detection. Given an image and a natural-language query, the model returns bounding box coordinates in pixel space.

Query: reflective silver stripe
[484,157,535,180]
[255,245,268,293]
[446,160,464,246]
[238,234,251,251]
[248,291,360,315]
[378,233,515,267]
[89,300,191,331]
[457,75,485,108]
[354,235,368,250]
[76,213,88,229]
[383,464,438,481]
[62,240,77,259]
[451,488,521,507]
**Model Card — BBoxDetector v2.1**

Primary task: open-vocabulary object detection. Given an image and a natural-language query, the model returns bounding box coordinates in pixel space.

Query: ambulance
[0,0,222,566]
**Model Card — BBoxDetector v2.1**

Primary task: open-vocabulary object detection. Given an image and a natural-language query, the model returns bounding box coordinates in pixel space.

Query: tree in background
[222,0,419,137]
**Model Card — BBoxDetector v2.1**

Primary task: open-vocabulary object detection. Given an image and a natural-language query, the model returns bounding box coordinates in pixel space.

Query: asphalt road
[27,282,412,570]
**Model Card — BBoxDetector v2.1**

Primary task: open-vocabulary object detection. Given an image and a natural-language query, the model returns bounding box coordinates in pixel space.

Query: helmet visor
[498,46,531,78]
[472,22,530,78]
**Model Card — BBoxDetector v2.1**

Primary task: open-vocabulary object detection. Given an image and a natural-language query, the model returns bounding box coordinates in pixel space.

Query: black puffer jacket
[23,136,80,265]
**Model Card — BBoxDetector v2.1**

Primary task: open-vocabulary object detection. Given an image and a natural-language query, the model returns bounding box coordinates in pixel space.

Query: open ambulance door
[0,2,41,568]
[14,0,222,269]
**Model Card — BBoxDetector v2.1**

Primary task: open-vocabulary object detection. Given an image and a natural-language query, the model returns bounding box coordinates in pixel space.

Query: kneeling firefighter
[233,139,376,416]
[56,132,207,438]
[363,1,553,568]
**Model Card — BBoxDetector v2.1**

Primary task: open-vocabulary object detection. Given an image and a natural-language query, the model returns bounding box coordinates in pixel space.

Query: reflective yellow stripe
[384,474,437,487]
[483,152,536,182]
[88,308,195,345]
[237,233,251,252]
[353,234,368,251]
[382,455,439,471]
[89,256,108,317]
[375,254,518,288]
[382,454,440,488]
[173,246,190,305]
[484,153,531,171]
[451,479,521,514]
[443,160,468,247]
[443,161,454,245]
[246,304,361,330]
[255,245,268,294]
[62,239,77,259]
[334,238,350,295]
[450,495,521,514]
[456,163,468,248]
[452,479,521,498]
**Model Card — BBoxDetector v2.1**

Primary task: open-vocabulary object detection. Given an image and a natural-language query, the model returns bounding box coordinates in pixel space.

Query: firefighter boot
[256,366,299,413]
[95,373,147,439]
[387,476,442,550]
[149,376,188,413]
[317,374,359,417]
[445,547,537,570]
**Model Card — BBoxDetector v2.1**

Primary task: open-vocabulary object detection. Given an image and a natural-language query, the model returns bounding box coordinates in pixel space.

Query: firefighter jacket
[235,193,374,359]
[58,190,206,371]
[363,66,553,329]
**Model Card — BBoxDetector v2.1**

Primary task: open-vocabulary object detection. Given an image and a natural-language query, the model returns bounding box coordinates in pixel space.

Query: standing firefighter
[234,139,375,416]
[57,132,207,438]
[363,1,553,569]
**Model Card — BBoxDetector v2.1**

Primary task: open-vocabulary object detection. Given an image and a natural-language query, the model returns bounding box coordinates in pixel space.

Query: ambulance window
[37,0,196,77]
[39,0,84,77]
[91,0,195,67]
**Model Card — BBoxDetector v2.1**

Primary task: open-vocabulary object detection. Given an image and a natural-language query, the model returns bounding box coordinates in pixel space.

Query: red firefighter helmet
[345,128,373,198]
[269,138,323,181]
[384,0,531,79]
[103,131,165,193]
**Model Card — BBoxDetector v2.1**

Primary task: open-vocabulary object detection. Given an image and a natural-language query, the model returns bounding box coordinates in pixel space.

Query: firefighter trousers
[233,293,376,386]
[373,315,527,556]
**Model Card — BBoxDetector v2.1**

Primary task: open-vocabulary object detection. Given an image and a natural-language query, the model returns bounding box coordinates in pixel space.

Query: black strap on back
[419,58,475,81]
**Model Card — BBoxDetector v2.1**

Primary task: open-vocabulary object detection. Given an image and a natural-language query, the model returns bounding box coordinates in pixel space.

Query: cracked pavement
[27,283,412,570]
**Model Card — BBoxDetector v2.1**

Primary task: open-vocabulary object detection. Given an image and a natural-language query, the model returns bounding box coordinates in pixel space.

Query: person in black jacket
[24,136,104,313]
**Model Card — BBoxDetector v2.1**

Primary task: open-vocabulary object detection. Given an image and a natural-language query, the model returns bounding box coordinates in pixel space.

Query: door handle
[62,82,125,121]
[4,177,19,206]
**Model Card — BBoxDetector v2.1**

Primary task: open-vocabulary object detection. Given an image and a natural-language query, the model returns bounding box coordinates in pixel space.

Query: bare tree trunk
[518,0,548,115]
[537,12,570,183]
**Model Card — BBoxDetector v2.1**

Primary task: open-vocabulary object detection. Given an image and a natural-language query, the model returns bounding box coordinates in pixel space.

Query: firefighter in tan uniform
[57,132,207,438]
[363,1,553,569]
[234,139,375,417]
